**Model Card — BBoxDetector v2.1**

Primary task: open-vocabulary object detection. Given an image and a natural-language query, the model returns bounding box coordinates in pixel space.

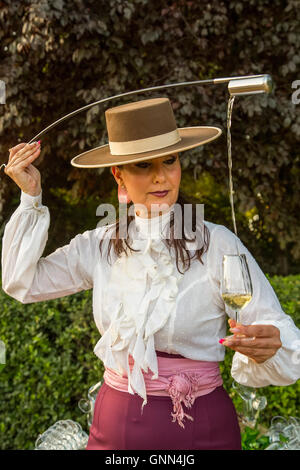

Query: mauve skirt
[85,351,242,450]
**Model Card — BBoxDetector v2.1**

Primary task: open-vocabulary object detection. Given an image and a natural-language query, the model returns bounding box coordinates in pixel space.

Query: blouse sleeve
[207,223,300,387]
[1,190,99,304]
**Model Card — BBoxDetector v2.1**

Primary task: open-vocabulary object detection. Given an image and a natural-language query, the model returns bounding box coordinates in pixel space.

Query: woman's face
[111,152,181,218]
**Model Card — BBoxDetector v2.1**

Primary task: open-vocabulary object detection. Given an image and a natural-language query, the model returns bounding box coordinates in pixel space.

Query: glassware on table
[264,416,300,450]
[34,420,89,450]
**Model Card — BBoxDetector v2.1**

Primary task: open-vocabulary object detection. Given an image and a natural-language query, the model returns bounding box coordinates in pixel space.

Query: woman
[2,98,300,450]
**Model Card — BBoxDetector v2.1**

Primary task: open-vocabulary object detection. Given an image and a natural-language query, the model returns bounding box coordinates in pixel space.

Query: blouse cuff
[20,190,43,210]
[231,317,300,386]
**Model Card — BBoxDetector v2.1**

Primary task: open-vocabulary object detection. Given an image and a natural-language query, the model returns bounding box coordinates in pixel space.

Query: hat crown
[105,98,177,143]
[70,96,222,167]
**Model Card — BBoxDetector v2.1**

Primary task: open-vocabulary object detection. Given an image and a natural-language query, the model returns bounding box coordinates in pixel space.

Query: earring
[118,183,131,204]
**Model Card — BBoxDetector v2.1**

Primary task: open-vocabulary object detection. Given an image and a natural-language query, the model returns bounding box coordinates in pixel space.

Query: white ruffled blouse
[1,190,300,406]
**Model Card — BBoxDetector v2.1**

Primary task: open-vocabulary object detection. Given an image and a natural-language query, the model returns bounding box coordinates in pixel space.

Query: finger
[8,143,27,162]
[6,147,41,173]
[7,143,40,168]
[227,319,244,334]
[8,142,34,165]
[222,336,256,348]
[225,344,276,363]
[228,318,236,328]
[17,146,41,167]
[13,142,40,162]
[229,324,280,338]
[223,337,279,349]
[221,335,280,359]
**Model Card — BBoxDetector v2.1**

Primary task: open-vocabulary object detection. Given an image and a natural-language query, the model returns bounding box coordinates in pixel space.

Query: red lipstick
[149,191,169,197]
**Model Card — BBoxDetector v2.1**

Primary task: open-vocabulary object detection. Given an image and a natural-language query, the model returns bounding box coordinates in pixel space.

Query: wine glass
[221,254,253,328]
[221,254,268,428]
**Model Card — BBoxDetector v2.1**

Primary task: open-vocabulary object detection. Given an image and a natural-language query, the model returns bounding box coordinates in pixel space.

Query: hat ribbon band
[109,129,181,155]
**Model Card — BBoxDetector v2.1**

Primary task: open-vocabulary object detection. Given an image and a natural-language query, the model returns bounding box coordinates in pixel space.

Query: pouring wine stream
[223,93,254,326]
[224,93,267,429]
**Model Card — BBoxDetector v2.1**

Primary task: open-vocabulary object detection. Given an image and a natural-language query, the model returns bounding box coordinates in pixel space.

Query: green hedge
[0,275,299,450]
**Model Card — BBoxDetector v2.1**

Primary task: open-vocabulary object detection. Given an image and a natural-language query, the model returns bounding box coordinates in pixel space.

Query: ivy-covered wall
[0,0,299,274]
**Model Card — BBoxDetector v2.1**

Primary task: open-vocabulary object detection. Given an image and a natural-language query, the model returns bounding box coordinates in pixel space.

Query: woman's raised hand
[4,141,42,197]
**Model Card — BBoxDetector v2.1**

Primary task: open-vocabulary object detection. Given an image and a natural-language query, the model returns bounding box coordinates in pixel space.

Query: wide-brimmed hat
[70,97,222,168]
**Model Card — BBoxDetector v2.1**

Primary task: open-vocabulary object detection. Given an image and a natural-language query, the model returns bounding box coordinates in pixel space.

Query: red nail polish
[37,140,41,145]
[219,338,225,344]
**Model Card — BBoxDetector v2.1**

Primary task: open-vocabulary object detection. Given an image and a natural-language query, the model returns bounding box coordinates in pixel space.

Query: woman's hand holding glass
[223,318,282,364]
[219,253,280,427]
[220,254,282,364]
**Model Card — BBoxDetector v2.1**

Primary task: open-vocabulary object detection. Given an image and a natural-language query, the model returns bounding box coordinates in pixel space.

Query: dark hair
[99,190,210,275]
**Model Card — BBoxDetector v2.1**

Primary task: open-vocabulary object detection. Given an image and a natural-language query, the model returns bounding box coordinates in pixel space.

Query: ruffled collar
[93,202,185,411]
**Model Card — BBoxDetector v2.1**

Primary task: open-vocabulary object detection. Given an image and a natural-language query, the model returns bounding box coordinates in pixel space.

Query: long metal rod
[0,73,269,172]
[26,74,266,144]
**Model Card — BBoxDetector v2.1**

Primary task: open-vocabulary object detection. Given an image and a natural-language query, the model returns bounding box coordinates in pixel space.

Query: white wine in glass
[221,253,257,424]
[221,254,253,325]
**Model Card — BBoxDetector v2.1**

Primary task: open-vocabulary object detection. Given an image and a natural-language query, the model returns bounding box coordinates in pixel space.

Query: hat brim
[70,126,222,168]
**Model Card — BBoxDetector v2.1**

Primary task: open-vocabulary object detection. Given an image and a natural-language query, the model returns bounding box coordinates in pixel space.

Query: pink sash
[104,353,223,428]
